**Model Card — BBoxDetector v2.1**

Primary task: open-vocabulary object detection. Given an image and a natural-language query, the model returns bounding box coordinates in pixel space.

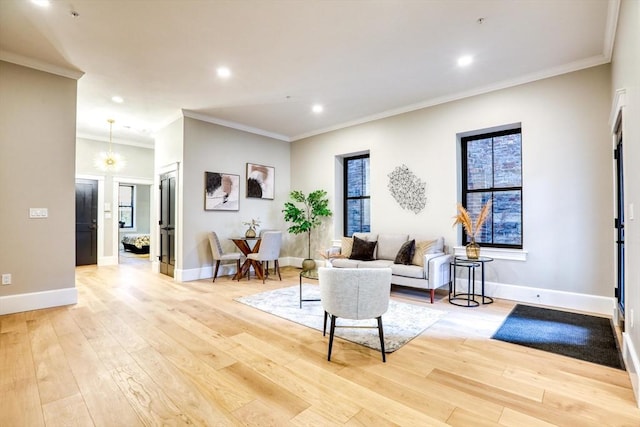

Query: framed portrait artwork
[205,172,240,211]
[246,163,275,200]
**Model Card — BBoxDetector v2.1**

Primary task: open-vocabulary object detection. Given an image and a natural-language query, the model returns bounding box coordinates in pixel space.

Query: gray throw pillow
[394,239,415,265]
[349,235,377,261]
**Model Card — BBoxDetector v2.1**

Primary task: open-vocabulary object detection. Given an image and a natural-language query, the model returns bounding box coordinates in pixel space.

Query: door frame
[155,162,180,277]
[112,177,154,263]
[610,88,627,327]
[76,174,105,264]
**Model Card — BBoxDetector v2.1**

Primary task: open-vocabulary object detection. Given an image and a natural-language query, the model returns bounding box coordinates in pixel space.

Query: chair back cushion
[208,232,223,259]
[318,267,391,320]
[258,231,282,260]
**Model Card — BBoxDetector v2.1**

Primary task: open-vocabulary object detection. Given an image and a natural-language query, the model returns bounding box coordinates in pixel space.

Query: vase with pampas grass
[452,198,492,259]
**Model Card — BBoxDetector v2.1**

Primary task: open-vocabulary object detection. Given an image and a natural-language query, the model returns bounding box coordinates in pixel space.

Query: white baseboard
[453,278,615,316]
[623,332,640,408]
[177,263,240,282]
[175,257,305,283]
[0,287,78,315]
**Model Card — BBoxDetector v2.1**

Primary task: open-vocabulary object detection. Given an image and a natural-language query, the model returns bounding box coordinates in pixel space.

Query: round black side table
[449,256,494,307]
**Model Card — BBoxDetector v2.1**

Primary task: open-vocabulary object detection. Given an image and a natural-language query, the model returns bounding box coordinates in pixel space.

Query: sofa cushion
[394,239,415,265]
[391,264,425,279]
[409,236,444,253]
[331,258,362,268]
[410,237,445,266]
[357,260,394,268]
[353,232,378,259]
[349,236,377,261]
[341,236,354,258]
[376,233,409,260]
[353,232,378,242]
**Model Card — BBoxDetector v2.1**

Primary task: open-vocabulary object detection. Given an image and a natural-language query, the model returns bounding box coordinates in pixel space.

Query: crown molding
[182,110,291,142]
[0,50,84,80]
[604,0,621,61]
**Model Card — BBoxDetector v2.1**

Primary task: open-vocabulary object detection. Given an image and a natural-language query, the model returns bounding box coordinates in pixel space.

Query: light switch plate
[29,208,48,218]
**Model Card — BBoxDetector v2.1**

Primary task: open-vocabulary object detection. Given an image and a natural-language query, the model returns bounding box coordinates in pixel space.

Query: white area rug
[236,285,447,353]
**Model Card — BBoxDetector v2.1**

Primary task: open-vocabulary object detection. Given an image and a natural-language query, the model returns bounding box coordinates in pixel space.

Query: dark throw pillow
[349,235,377,261]
[394,239,415,265]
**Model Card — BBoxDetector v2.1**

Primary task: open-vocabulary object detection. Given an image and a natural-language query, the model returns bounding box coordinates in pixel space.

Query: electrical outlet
[1,274,11,285]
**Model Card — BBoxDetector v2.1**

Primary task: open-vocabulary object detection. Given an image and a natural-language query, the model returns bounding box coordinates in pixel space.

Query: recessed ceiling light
[31,0,50,7]
[458,55,473,67]
[111,96,124,103]
[312,104,324,114]
[217,67,231,78]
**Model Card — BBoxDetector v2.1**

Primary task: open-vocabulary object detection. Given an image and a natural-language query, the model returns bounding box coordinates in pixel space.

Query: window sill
[453,246,527,261]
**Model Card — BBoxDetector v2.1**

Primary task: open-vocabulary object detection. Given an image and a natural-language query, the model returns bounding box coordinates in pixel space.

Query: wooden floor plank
[129,346,238,425]
[41,393,95,427]
[27,312,80,405]
[56,329,143,427]
[230,335,361,424]
[0,263,638,426]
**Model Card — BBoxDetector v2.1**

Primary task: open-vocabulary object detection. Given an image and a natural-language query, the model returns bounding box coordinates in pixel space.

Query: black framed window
[119,184,134,228]
[344,154,370,236]
[461,128,522,248]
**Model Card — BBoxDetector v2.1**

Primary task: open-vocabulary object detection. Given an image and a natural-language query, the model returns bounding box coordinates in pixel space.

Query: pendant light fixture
[94,118,126,172]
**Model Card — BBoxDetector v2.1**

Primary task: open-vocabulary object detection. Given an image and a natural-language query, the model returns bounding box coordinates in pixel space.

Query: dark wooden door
[76,179,98,266]
[159,172,176,277]
[614,125,625,320]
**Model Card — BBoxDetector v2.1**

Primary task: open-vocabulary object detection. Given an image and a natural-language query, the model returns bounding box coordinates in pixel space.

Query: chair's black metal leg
[236,259,241,281]
[328,315,337,361]
[262,261,267,283]
[377,316,386,363]
[323,311,328,336]
[213,260,220,282]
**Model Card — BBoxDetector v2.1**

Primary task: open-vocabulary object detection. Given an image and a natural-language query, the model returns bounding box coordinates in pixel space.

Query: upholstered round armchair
[318,267,392,362]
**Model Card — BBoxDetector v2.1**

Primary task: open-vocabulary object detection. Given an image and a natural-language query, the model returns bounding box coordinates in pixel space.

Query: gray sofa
[328,233,452,303]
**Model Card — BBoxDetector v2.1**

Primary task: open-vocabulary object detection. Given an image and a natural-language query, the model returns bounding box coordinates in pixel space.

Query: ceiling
[0,0,618,145]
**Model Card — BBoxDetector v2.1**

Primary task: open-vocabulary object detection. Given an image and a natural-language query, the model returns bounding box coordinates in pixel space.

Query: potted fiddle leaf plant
[283,190,332,271]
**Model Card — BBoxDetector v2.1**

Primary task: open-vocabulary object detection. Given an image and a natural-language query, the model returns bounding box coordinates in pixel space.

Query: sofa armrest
[426,253,453,289]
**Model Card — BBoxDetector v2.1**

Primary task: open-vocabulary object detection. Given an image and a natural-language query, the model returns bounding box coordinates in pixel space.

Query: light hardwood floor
[1,263,639,426]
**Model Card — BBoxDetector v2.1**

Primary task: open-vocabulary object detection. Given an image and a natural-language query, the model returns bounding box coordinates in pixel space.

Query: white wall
[154,116,291,281]
[611,0,640,406]
[292,64,613,312]
[0,61,78,314]
[180,117,291,280]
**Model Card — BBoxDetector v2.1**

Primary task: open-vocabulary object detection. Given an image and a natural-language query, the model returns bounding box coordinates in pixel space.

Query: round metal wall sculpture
[387,164,426,214]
